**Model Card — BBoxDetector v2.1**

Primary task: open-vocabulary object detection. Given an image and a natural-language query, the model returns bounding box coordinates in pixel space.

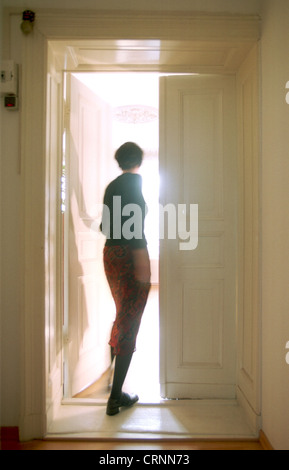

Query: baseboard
[236,386,261,434]
[259,430,274,450]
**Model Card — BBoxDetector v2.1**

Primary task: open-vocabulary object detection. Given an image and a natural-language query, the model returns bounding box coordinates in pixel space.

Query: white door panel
[159,75,237,398]
[66,75,113,397]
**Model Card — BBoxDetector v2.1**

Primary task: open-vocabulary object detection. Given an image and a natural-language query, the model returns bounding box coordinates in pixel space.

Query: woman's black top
[101,173,148,249]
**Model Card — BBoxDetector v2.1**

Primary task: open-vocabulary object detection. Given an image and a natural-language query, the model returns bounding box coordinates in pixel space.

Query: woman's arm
[132,248,151,284]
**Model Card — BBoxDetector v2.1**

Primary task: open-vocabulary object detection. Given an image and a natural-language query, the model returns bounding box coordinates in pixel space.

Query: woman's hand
[132,248,151,283]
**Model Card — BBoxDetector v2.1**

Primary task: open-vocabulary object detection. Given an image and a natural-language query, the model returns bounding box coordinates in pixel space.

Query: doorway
[63,73,161,402]
[54,67,260,438]
[45,36,257,440]
[63,70,239,403]
[16,11,261,440]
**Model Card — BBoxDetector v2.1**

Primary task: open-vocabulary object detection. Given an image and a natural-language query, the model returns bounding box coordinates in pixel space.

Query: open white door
[159,75,237,399]
[64,75,114,397]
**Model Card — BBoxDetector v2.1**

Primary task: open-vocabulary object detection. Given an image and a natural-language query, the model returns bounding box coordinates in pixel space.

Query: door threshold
[48,399,258,441]
[45,432,259,442]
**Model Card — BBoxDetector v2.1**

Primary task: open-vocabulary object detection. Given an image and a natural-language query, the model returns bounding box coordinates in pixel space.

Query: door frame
[5,8,261,440]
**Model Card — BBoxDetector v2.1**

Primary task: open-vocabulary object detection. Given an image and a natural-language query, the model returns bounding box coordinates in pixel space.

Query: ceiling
[51,39,255,74]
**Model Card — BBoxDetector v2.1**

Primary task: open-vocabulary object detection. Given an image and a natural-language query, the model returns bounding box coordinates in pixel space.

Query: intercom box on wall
[1,60,18,95]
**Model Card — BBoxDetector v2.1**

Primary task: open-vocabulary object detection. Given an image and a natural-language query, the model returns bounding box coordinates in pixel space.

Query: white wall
[0,12,22,427]
[261,0,289,451]
[5,0,289,448]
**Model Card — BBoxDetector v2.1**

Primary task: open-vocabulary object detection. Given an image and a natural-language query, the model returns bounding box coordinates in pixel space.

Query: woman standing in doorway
[101,142,151,416]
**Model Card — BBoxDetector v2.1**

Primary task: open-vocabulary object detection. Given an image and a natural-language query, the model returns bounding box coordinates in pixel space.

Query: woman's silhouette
[101,142,151,416]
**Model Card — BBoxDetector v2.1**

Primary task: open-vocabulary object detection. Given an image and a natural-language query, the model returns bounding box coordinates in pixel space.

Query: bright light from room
[72,73,161,400]
[74,72,160,270]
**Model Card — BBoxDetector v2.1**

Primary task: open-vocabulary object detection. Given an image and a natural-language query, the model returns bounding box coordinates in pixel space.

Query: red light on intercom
[4,95,18,109]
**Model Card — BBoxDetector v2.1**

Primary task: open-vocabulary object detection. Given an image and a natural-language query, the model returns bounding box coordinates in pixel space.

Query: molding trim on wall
[3,8,261,42]
[36,10,262,42]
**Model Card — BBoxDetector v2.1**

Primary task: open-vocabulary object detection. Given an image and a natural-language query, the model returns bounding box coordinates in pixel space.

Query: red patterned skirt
[103,245,151,356]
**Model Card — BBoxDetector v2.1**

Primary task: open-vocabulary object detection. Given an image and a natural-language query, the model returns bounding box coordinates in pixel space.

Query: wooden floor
[1,438,265,451]
[1,428,272,450]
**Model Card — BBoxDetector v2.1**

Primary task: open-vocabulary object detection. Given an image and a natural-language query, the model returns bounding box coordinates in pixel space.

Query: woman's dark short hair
[115,142,143,170]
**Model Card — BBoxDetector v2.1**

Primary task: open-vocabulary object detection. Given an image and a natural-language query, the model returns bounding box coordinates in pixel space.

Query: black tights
[109,348,133,400]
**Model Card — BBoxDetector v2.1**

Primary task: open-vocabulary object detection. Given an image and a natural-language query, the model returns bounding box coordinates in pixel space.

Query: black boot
[106,392,139,416]
[106,353,138,416]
